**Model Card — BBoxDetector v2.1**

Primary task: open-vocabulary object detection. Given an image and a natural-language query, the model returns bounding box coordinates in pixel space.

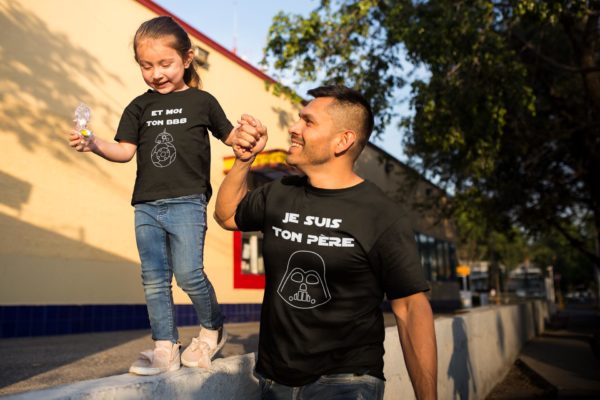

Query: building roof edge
[366,141,448,195]
[135,0,276,84]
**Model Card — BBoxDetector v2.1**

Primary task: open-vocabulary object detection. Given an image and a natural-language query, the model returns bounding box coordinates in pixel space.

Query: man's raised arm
[214,115,267,230]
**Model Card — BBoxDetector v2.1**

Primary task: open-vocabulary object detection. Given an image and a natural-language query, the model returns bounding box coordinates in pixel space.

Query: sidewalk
[488,304,600,399]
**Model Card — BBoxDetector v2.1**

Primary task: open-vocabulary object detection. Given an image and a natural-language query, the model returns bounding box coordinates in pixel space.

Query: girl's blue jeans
[134,194,223,343]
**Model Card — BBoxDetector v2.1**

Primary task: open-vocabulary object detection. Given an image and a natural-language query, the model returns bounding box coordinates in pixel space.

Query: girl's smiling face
[136,36,193,94]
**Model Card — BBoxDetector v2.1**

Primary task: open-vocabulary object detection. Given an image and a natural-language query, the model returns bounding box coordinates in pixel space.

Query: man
[216,86,437,399]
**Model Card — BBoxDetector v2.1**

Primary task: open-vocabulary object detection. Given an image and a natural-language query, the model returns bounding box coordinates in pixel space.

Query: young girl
[70,16,241,375]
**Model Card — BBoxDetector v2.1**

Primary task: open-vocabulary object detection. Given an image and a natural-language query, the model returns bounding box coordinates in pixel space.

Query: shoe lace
[189,337,212,353]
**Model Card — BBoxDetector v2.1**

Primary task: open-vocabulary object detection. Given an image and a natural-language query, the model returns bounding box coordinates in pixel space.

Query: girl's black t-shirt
[115,88,233,204]
[235,175,429,386]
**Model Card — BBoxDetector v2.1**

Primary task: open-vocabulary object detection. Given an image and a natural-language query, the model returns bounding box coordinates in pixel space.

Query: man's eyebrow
[299,112,315,122]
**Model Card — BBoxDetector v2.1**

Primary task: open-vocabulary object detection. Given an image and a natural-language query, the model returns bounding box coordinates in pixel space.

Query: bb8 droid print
[151,129,176,168]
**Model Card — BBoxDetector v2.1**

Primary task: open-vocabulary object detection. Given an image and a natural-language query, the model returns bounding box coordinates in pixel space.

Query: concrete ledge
[2,354,260,400]
[3,301,549,400]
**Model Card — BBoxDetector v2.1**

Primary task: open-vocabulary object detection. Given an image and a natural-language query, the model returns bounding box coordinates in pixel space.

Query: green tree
[530,221,597,290]
[263,1,600,273]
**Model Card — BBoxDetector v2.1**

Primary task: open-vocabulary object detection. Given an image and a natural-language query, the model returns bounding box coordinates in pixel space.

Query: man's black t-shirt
[115,88,233,204]
[235,175,429,386]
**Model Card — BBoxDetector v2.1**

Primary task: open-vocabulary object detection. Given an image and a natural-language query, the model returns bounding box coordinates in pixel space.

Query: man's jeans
[134,194,223,342]
[258,373,385,400]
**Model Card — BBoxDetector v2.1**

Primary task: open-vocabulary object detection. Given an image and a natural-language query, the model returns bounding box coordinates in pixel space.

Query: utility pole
[232,1,238,54]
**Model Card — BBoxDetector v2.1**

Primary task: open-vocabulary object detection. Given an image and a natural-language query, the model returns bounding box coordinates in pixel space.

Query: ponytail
[184,60,201,89]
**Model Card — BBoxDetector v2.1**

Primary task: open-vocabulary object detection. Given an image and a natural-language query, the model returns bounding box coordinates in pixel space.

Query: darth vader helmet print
[277,250,331,309]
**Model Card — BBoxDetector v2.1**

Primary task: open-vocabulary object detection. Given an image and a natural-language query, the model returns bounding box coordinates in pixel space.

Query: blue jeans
[257,372,385,400]
[134,194,223,342]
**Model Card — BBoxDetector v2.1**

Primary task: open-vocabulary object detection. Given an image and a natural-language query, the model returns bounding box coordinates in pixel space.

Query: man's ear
[334,130,357,156]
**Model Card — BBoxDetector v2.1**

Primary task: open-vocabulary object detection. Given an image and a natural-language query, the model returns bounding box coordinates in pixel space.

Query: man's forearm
[391,293,438,399]
[214,158,254,230]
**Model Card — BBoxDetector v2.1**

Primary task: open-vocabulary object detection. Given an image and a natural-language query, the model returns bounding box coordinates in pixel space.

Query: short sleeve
[115,101,141,143]
[207,94,234,141]
[368,218,429,299]
[234,184,269,232]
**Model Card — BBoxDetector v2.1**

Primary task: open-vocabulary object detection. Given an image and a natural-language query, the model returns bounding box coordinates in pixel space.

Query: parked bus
[507,265,546,298]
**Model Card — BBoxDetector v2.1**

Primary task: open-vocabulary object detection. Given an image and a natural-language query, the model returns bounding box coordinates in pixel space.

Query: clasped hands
[232,114,267,162]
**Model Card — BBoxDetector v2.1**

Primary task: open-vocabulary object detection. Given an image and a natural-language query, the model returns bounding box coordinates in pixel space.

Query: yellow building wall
[0,0,297,305]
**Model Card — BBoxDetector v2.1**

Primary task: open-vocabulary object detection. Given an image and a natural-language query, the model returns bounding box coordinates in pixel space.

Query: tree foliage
[263,0,600,268]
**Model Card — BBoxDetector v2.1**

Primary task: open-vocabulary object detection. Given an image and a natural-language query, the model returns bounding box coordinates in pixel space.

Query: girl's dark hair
[133,16,201,89]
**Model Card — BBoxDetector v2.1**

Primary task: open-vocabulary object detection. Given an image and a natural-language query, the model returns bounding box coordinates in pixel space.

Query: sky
[153,0,410,161]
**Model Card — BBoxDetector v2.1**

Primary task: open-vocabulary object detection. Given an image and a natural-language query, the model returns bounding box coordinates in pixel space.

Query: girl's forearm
[90,137,137,163]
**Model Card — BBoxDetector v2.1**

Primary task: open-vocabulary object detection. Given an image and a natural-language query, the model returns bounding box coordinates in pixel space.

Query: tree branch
[512,31,600,73]
[550,219,600,265]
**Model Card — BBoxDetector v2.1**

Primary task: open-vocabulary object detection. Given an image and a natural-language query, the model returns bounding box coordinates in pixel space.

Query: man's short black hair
[307,85,374,141]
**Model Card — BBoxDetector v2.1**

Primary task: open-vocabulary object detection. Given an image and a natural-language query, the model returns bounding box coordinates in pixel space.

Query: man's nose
[288,120,301,135]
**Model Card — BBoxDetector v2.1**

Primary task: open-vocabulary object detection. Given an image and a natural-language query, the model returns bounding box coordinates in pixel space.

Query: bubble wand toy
[74,102,93,139]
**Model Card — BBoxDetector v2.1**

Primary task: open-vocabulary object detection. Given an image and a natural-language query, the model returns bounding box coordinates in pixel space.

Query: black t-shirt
[235,175,429,386]
[115,88,233,204]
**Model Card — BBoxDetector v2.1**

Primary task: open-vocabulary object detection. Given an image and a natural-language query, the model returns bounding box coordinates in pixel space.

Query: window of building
[232,172,269,289]
[233,230,265,289]
[414,231,456,282]
[193,46,210,68]
[241,231,264,275]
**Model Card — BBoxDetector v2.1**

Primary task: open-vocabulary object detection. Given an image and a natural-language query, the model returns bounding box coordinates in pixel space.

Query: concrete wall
[384,301,549,399]
[3,301,550,400]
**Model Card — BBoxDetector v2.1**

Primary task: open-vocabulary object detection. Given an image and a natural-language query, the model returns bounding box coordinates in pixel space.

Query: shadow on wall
[0,171,31,212]
[0,2,123,172]
[447,317,477,400]
[496,312,506,356]
[0,212,144,336]
[0,212,138,261]
[0,210,144,331]
[271,106,295,131]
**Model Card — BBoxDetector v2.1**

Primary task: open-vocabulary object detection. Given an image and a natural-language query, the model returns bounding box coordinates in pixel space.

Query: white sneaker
[181,327,227,368]
[129,341,181,375]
